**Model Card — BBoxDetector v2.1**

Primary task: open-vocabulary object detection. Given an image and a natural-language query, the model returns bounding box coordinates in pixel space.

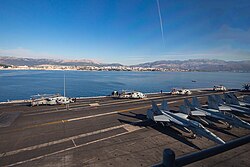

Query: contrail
[156,0,165,46]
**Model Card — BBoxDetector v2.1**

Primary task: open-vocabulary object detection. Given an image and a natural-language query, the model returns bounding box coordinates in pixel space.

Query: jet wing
[239,101,250,107]
[153,115,171,122]
[174,113,189,119]
[219,105,231,111]
[190,110,206,116]
[161,111,187,126]
[202,104,208,107]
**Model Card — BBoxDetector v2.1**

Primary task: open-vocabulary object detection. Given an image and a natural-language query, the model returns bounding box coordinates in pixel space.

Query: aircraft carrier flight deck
[0,90,249,167]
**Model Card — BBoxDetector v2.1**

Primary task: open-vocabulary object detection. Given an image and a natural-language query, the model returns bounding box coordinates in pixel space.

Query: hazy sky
[0,0,250,65]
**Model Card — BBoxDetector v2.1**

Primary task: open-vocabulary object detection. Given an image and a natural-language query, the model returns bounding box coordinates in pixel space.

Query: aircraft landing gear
[183,133,196,139]
[227,124,233,130]
[190,133,196,139]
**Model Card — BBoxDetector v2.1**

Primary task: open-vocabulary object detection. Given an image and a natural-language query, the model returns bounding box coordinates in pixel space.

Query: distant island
[0,56,250,72]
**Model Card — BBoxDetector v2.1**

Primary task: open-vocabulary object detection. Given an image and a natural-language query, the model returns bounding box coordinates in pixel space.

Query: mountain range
[134,59,250,72]
[0,56,101,66]
[0,56,250,72]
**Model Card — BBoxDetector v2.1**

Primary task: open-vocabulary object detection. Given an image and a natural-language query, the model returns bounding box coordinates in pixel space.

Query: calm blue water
[0,70,249,102]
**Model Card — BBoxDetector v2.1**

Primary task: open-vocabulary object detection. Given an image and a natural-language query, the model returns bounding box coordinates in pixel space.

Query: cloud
[0,48,62,59]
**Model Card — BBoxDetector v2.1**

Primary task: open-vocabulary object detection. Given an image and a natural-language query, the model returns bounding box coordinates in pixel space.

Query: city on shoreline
[0,65,190,72]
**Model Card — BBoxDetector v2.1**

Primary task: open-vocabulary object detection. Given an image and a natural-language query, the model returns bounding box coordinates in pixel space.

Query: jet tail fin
[160,100,169,111]
[179,105,191,115]
[151,101,162,115]
[224,93,231,104]
[192,97,201,108]
[224,93,239,105]
[243,95,250,103]
[229,93,240,105]
[184,99,195,110]
[214,94,224,104]
[208,95,219,110]
[229,92,238,99]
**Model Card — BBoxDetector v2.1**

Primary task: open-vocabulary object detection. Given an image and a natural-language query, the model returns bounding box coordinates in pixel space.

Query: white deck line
[1,101,179,158]
[6,125,143,167]
[0,125,125,158]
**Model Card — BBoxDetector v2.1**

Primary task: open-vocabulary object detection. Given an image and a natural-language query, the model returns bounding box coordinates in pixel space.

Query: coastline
[1,68,249,73]
[0,88,214,104]
[0,70,247,103]
[0,67,189,72]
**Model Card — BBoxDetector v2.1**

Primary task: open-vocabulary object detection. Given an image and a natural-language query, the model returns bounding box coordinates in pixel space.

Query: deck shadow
[118,112,201,150]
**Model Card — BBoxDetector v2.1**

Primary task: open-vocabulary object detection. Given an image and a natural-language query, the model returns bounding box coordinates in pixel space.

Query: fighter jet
[224,93,250,108]
[208,95,232,112]
[243,95,250,103]
[182,97,250,130]
[147,100,225,144]
[212,94,250,116]
[183,98,232,128]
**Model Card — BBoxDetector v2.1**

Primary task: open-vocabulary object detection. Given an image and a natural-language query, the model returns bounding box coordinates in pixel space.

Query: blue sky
[0,0,250,65]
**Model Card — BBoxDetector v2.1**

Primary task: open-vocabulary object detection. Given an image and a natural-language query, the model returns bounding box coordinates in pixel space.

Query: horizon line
[0,55,250,66]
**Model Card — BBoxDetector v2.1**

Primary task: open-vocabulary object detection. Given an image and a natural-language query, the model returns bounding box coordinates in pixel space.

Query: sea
[0,70,249,102]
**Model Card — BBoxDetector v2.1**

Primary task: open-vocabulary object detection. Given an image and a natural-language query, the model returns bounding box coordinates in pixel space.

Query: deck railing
[154,134,250,167]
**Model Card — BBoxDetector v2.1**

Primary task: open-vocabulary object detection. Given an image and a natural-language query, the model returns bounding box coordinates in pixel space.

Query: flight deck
[0,90,249,167]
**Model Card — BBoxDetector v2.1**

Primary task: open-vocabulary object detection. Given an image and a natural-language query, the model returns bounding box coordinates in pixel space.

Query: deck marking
[0,125,125,158]
[2,100,180,133]
[123,124,142,132]
[66,101,176,122]
[81,157,96,164]
[127,142,136,146]
[3,92,227,133]
[71,139,77,147]
[89,103,100,107]
[6,126,143,167]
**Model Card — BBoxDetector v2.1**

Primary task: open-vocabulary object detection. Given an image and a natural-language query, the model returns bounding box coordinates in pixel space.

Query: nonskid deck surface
[0,90,249,167]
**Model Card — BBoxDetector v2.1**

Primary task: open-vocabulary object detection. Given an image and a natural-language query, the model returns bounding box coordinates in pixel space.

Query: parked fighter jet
[212,94,250,116]
[243,95,250,103]
[147,100,225,144]
[183,97,250,130]
[224,93,250,107]
[208,95,231,112]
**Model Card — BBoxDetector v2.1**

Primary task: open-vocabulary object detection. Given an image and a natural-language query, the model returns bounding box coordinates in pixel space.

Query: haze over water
[0,70,249,102]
